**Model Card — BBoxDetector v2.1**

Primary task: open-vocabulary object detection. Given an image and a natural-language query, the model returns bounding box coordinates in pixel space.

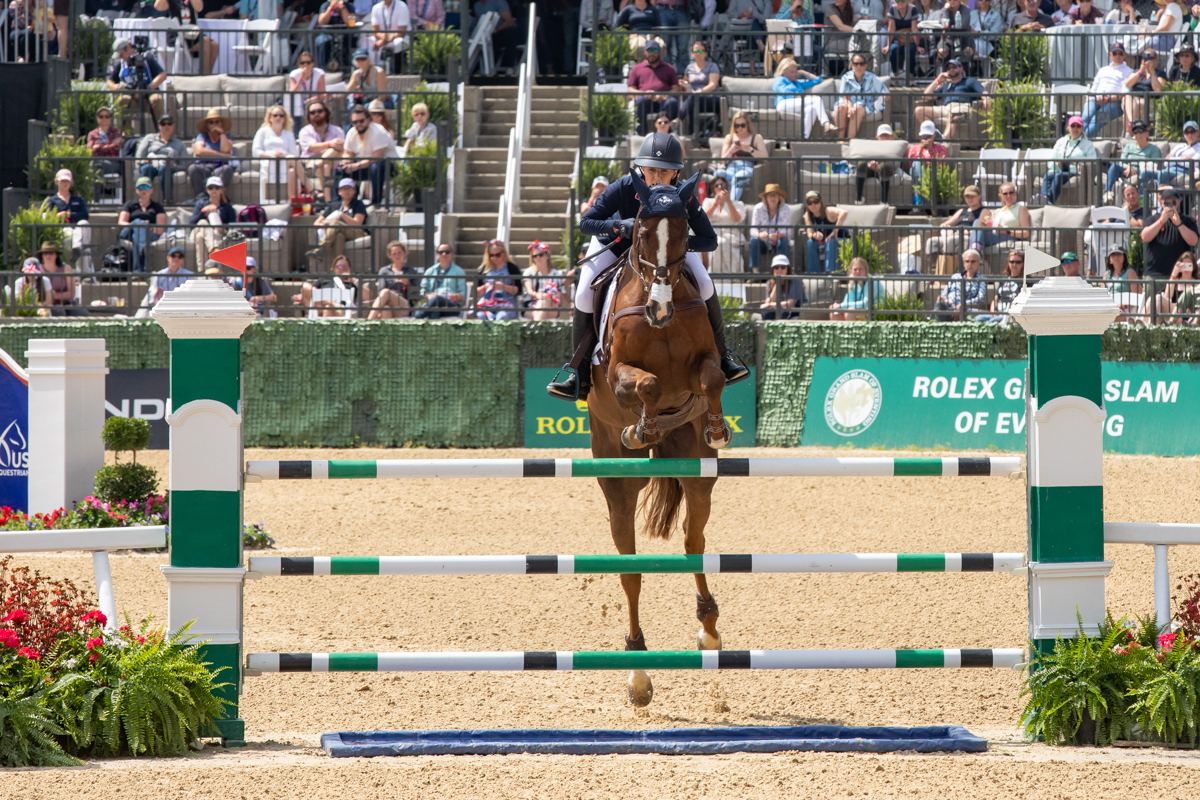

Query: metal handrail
[496,3,538,246]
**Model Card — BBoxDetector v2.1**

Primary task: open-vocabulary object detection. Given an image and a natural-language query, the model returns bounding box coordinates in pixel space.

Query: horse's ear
[677,172,700,206]
[629,168,650,205]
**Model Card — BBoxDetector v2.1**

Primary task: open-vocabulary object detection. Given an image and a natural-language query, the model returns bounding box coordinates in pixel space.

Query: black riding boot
[546,311,596,401]
[705,295,750,385]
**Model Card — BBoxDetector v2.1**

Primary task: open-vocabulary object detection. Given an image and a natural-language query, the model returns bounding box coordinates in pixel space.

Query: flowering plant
[1176,573,1200,640]
[243,522,275,550]
[0,556,97,654]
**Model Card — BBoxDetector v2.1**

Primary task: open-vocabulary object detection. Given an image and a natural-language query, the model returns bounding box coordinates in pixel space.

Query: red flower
[2,609,28,624]
[136,636,146,645]
[1159,632,1178,649]
[81,610,107,627]
[88,652,98,664]
[17,646,40,660]
[85,637,103,650]
[0,629,19,648]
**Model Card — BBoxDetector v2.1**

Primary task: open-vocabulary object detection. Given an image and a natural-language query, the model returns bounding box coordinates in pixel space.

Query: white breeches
[575,236,715,314]
[776,96,830,139]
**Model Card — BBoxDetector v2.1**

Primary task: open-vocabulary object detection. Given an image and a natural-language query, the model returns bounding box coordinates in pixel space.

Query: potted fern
[837,230,888,273]
[8,203,67,266]
[585,94,634,143]
[595,28,635,81]
[984,79,1053,148]
[914,163,965,215]
[31,138,100,201]
[994,35,1049,82]
[410,28,462,76]
[1154,81,1200,141]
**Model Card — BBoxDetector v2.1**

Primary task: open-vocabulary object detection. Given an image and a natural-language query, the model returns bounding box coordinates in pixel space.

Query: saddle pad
[593,278,620,366]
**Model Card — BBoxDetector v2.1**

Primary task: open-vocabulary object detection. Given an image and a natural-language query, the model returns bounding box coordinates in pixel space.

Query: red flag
[210,241,247,276]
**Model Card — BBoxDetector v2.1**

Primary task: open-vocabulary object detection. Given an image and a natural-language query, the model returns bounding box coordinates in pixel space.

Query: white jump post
[26,339,109,515]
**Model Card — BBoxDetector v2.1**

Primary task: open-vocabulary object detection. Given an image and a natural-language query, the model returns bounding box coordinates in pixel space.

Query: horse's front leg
[698,353,731,449]
[681,476,721,651]
[613,363,662,450]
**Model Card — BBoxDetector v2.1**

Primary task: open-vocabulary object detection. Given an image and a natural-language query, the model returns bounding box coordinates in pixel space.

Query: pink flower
[88,652,98,664]
[1115,648,1128,656]
[0,629,19,648]
[81,610,107,627]
[1159,632,1178,649]
[2,609,28,624]
[17,646,40,661]
[85,637,103,651]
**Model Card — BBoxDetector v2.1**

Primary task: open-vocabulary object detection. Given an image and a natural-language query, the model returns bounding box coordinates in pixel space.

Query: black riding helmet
[633,132,685,171]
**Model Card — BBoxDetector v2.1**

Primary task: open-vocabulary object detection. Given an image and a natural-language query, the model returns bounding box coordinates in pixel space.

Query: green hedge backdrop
[1,320,1196,448]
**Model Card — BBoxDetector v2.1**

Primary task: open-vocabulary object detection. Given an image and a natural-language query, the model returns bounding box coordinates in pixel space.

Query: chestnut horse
[585,171,732,707]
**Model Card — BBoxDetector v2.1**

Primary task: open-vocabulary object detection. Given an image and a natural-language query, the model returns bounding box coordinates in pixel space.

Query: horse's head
[629,170,700,329]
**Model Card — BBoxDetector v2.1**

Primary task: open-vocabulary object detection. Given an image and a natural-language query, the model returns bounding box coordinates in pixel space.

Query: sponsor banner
[0,350,28,510]
[105,369,170,449]
[524,368,757,448]
[801,358,1200,456]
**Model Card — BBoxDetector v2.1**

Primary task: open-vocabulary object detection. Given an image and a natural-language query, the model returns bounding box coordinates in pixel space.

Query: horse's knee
[635,374,661,403]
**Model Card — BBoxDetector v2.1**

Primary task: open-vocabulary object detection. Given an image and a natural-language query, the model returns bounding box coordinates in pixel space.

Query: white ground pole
[0,527,168,631]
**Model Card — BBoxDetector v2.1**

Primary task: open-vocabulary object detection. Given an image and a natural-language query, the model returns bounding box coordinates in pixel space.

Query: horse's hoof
[704,423,732,450]
[621,425,650,450]
[627,670,654,707]
[697,628,722,651]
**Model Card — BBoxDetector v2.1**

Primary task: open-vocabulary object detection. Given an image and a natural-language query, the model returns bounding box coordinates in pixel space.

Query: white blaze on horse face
[651,217,673,304]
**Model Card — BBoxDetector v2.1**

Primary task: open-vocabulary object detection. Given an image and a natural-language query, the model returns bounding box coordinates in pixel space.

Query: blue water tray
[320,725,988,757]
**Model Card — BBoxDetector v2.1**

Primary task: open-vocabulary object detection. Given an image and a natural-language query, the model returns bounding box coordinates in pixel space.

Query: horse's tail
[640,475,684,540]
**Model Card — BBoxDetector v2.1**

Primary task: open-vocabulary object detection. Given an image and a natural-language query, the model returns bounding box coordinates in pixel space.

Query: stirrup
[546,365,580,401]
[722,353,750,385]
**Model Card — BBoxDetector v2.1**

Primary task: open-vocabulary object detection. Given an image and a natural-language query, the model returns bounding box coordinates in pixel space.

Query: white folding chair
[468,11,499,75]
[1086,205,1130,276]
[235,19,281,75]
[973,148,1020,206]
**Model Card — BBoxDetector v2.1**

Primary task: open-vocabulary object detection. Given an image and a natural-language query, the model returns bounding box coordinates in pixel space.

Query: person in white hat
[580,174,610,215]
[907,120,948,207]
[189,175,236,267]
[854,123,898,205]
[755,254,807,320]
[311,177,369,265]
[43,168,92,270]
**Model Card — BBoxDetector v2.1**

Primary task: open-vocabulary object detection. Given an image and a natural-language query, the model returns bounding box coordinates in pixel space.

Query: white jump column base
[160,566,247,646]
[1027,561,1113,640]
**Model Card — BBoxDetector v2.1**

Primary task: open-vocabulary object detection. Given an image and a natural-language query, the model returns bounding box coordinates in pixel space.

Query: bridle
[627,205,688,297]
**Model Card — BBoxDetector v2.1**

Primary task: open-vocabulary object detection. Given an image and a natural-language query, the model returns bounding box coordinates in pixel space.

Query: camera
[121,36,152,89]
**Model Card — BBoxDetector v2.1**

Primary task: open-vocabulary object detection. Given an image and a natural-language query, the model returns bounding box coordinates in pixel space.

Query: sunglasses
[734,122,748,128]
[271,112,286,118]
[693,48,706,53]
[1001,189,1016,195]
[299,60,314,65]
[352,118,369,125]
[169,253,184,258]
[1009,259,1024,264]
[920,134,934,140]
[159,120,174,126]
[806,199,821,205]
[437,249,452,255]
[533,251,549,257]
[488,251,504,258]
[852,61,867,66]
[1062,259,1078,264]
[310,108,327,115]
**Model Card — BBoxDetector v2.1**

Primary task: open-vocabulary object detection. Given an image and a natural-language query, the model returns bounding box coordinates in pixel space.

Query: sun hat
[197,107,233,134]
[919,120,938,137]
[758,183,787,202]
[36,241,62,256]
[770,254,791,268]
[54,168,73,184]
[367,98,387,113]
[22,257,42,273]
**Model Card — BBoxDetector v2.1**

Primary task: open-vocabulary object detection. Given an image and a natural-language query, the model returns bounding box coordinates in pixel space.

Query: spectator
[757,254,806,319]
[829,257,877,320]
[189,175,235,266]
[1123,49,1166,134]
[935,249,987,320]
[13,259,52,315]
[884,0,921,78]
[750,184,791,272]
[522,241,567,320]
[837,54,888,140]
[1082,43,1133,139]
[294,254,372,317]
[770,0,815,76]
[628,41,679,136]
[147,246,194,307]
[311,177,369,263]
[1106,119,1159,197]
[933,0,976,70]
[1068,0,1103,22]
[403,102,438,151]
[1049,0,1072,24]
[649,0,692,72]
[409,0,445,28]
[1105,246,1138,283]
[474,0,520,70]
[855,123,898,205]
[653,114,687,156]
[135,115,186,204]
[615,0,661,63]
[581,175,609,215]
[1105,0,1141,23]
[105,37,167,123]
[1056,251,1082,276]
[233,256,276,316]
[85,107,122,177]
[802,189,848,273]
[712,112,767,202]
[299,101,344,200]
[287,52,327,133]
[1156,119,1200,189]
[972,0,1004,59]
[188,108,235,203]
[1103,245,1144,319]
[253,104,305,203]
[368,99,395,139]
[144,0,218,74]
[118,177,167,273]
[370,239,419,319]
[1010,0,1052,30]
[369,0,410,72]
[772,57,835,139]
[414,243,467,319]
[915,58,984,139]
[1141,186,1199,280]
[679,41,720,139]
[971,181,1032,248]
[475,240,521,320]
[907,120,949,203]
[1170,43,1200,86]
[1141,0,1184,53]
[315,0,357,70]
[942,183,985,229]
[336,104,392,204]
[1143,252,1198,321]
[43,169,90,265]
[1043,115,1097,204]
[347,49,390,109]
[975,251,1023,322]
[930,183,985,255]
[703,176,748,273]
[41,242,88,317]
[825,0,858,76]
[1123,183,1146,227]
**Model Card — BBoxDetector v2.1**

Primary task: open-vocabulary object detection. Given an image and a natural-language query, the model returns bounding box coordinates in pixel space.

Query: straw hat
[197,107,232,134]
[367,98,388,113]
[758,184,787,202]
[36,241,62,256]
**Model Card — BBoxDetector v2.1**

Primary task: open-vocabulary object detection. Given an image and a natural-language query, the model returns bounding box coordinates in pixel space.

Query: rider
[548,132,750,401]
